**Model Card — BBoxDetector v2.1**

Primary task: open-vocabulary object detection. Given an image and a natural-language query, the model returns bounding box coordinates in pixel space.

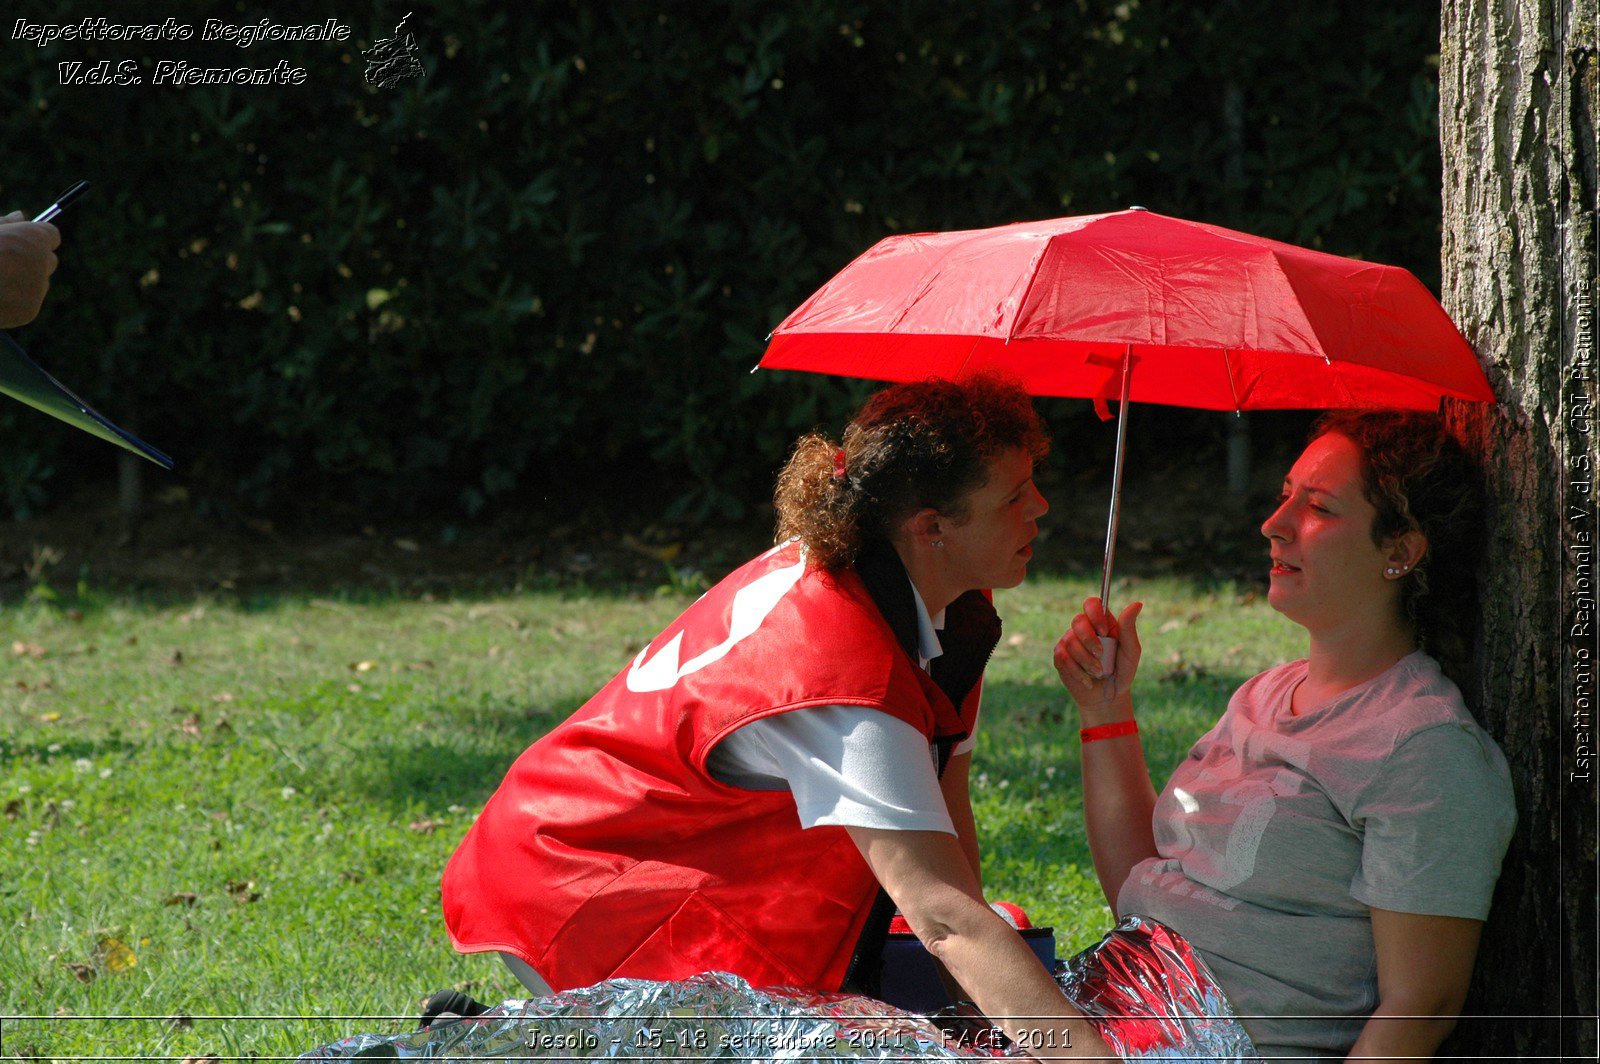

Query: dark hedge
[0,1,1441,522]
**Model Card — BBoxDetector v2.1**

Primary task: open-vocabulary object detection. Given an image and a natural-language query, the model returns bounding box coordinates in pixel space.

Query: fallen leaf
[3,800,20,820]
[168,1014,194,1031]
[11,641,45,659]
[352,660,377,672]
[179,714,203,737]
[162,892,199,908]
[214,716,234,735]
[37,711,59,722]
[168,650,186,666]
[64,962,96,984]
[408,818,446,835]
[180,1055,219,1064]
[337,870,365,883]
[94,936,137,973]
[1006,633,1028,646]
[225,879,261,904]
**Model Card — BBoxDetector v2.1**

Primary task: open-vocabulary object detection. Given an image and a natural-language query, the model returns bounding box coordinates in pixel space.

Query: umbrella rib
[1001,235,1056,344]
[952,334,984,381]
[1223,348,1241,412]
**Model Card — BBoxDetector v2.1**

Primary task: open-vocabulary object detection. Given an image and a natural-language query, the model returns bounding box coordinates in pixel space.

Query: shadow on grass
[328,693,590,812]
[0,733,141,763]
[0,576,674,620]
[0,547,1273,624]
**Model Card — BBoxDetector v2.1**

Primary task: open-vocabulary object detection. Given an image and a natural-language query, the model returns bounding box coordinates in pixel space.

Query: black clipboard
[0,329,173,469]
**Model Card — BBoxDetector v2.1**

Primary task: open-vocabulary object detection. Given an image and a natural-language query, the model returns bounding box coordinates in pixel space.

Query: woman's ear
[901,507,944,549]
[1385,530,1428,575]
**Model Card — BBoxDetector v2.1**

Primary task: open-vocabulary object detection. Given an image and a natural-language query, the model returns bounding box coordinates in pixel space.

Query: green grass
[0,572,1305,1058]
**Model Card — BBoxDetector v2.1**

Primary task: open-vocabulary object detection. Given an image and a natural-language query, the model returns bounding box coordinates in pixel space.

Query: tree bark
[1440,0,1596,1059]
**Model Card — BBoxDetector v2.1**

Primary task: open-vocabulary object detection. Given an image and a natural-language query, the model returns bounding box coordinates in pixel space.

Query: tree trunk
[1439,1,1596,1059]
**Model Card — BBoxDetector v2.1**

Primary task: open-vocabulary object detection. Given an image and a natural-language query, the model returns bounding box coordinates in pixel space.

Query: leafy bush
[0,0,1441,522]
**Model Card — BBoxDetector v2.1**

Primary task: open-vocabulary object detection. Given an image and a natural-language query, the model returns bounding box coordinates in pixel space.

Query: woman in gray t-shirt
[1053,411,1516,1063]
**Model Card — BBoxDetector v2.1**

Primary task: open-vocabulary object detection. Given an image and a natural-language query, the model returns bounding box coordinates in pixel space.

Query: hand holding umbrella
[1055,595,1143,709]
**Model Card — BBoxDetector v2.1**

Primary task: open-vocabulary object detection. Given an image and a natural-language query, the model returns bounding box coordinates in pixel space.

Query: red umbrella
[758,208,1493,667]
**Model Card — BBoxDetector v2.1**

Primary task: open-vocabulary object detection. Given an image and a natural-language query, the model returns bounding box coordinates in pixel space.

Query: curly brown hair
[1310,410,1484,658]
[774,374,1050,570]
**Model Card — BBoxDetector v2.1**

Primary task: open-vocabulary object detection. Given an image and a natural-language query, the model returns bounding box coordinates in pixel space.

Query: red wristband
[1080,719,1138,743]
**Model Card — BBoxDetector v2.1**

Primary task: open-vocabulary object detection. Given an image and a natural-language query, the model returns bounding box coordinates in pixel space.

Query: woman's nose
[1261,500,1291,541]
[1028,483,1049,519]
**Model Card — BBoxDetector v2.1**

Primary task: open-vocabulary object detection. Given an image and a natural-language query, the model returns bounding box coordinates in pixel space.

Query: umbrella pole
[1099,345,1134,611]
[1096,345,1133,682]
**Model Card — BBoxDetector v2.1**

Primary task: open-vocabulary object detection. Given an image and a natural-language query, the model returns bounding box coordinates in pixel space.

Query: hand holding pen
[0,181,86,329]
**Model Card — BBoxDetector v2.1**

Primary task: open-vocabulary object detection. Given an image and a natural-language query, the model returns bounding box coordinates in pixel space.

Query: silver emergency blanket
[301,916,1257,1061]
[1056,915,1259,1061]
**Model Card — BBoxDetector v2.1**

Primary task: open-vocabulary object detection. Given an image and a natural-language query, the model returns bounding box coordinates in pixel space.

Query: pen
[32,180,90,223]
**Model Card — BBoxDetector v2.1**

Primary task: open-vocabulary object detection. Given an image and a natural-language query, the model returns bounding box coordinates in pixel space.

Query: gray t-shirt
[1117,651,1515,1062]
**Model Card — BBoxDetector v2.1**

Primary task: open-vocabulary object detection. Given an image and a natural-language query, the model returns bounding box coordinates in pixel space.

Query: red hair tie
[832,449,848,481]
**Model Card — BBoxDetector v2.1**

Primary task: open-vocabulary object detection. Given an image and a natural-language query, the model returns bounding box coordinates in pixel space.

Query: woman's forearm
[1077,694,1159,909]
[924,903,1114,1060]
[846,827,1115,1060]
[1343,1003,1457,1063]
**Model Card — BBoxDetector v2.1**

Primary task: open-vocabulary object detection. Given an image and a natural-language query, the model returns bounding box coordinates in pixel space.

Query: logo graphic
[363,12,425,88]
[625,556,806,693]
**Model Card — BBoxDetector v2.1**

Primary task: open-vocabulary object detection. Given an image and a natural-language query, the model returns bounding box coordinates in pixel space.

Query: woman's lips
[1017,544,1033,559]
[1270,560,1300,576]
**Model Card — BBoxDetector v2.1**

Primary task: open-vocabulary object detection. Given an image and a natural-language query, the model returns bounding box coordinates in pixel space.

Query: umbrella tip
[1127,205,1148,212]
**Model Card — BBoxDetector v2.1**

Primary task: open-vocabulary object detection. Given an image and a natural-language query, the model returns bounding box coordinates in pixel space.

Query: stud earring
[931,540,944,549]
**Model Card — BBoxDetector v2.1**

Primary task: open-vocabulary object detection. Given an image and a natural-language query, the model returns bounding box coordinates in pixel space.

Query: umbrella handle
[1098,635,1118,692]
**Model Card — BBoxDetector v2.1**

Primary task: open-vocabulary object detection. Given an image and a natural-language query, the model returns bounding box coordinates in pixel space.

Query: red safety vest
[441,540,983,992]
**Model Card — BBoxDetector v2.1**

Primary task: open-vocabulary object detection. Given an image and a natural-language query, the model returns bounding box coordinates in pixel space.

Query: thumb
[1118,601,1143,656]
[0,210,23,223]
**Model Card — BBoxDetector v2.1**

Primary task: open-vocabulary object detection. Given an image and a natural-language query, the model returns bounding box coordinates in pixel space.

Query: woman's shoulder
[1356,653,1513,791]
[1366,652,1497,743]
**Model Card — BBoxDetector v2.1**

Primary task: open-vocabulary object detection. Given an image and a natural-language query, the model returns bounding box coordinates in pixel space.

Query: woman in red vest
[439,374,1114,1057]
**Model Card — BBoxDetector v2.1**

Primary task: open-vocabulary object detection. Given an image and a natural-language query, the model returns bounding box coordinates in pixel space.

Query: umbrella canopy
[758,208,1495,648]
[760,209,1491,411]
